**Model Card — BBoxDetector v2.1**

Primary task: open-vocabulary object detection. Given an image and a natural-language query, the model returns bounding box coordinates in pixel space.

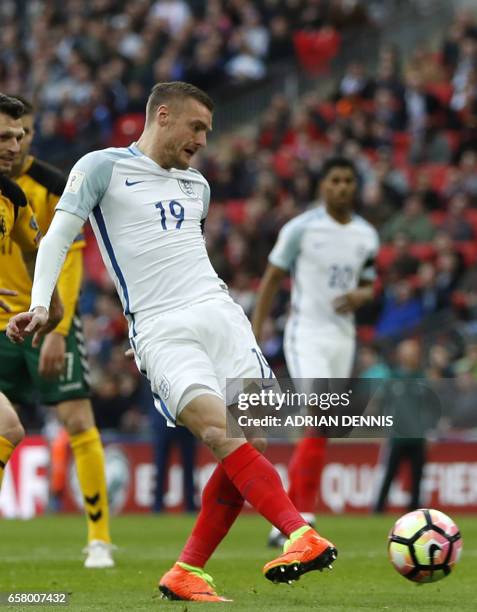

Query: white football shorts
[131,297,275,425]
[284,320,356,385]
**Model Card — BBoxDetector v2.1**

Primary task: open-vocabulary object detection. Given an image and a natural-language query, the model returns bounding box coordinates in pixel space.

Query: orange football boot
[263,526,337,583]
[159,562,232,602]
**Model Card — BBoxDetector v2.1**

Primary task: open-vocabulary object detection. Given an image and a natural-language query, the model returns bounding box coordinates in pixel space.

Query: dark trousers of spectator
[150,408,197,512]
[374,439,426,513]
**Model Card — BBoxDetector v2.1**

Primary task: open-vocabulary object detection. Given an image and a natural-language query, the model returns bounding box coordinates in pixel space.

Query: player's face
[321,167,357,211]
[11,113,34,176]
[0,113,24,174]
[161,98,212,170]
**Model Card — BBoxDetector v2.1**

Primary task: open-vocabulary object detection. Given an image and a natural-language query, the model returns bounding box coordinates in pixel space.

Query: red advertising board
[1,438,476,518]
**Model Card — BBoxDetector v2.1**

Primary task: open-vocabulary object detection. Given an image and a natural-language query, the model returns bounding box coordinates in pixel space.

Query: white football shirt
[56,143,230,336]
[269,206,379,337]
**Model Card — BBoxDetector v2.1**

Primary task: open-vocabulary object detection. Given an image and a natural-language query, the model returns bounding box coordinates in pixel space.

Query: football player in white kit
[7,82,337,602]
[252,157,379,546]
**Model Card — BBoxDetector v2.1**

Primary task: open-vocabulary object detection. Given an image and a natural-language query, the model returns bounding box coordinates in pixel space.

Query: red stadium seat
[110,113,145,147]
[455,242,477,266]
[393,132,411,155]
[452,291,469,309]
[376,245,396,271]
[417,163,450,193]
[409,243,436,261]
[317,102,336,124]
[273,147,295,179]
[426,82,453,106]
[293,29,341,76]
[430,211,446,226]
[357,325,375,343]
[225,200,247,225]
[445,130,462,154]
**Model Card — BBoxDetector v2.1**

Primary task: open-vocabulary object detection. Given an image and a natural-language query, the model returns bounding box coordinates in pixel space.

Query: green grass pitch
[1,513,475,611]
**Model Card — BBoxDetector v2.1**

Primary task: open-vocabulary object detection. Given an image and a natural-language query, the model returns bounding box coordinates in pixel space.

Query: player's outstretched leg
[58,400,114,568]
[179,394,338,585]
[159,462,244,600]
[0,392,24,489]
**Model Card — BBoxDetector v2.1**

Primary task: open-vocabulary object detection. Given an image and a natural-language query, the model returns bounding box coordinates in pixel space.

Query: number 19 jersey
[55,143,230,336]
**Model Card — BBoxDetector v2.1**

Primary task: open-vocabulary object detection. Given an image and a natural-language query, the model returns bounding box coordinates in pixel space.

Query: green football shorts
[0,314,91,405]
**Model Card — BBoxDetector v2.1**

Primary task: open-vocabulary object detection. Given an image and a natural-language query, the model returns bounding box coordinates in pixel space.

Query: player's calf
[0,393,24,489]
[0,393,25,446]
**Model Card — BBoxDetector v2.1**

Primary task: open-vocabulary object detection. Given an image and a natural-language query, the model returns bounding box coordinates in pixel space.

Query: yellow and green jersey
[0,156,85,335]
[0,173,40,254]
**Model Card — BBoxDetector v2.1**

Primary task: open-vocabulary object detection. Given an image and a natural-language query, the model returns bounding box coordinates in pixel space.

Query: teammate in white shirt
[7,82,337,602]
[252,157,379,546]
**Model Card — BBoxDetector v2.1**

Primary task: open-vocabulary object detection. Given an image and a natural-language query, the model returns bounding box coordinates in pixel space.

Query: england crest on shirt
[178,179,196,198]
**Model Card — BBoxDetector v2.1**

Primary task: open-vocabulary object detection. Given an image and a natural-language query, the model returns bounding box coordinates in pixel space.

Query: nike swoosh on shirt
[125,179,145,186]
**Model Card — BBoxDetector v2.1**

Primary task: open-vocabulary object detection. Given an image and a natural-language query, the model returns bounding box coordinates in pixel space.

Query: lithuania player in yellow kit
[0,93,61,498]
[0,97,114,568]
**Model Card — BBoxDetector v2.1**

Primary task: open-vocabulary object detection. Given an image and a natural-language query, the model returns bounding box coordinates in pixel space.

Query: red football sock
[178,464,244,568]
[221,443,306,537]
[288,437,327,513]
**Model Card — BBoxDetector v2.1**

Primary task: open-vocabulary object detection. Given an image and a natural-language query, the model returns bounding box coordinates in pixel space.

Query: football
[388,509,463,583]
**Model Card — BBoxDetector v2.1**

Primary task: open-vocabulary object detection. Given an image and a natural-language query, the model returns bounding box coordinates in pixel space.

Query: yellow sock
[0,435,15,489]
[70,427,111,544]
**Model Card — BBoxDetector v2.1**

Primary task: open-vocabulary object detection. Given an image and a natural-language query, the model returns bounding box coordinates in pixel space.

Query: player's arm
[252,264,287,340]
[333,233,379,314]
[333,281,375,314]
[52,233,84,334]
[21,251,64,331]
[251,217,302,341]
[7,150,110,344]
[43,169,84,338]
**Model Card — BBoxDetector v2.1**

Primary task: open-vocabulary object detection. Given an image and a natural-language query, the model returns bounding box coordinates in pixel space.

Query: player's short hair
[9,95,34,115]
[320,157,358,182]
[0,93,24,119]
[146,81,214,123]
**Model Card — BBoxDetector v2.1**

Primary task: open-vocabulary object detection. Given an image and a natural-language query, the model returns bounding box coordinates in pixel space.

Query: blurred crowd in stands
[0,0,384,167]
[2,1,477,433]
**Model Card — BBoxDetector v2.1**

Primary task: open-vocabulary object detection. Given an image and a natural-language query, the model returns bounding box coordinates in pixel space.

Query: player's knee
[249,437,267,453]
[4,419,25,447]
[200,424,227,451]
[58,401,95,436]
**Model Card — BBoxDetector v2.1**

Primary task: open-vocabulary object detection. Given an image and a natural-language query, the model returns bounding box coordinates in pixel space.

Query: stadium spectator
[356,344,392,379]
[451,361,477,427]
[438,192,474,241]
[373,339,428,513]
[426,344,454,379]
[381,193,435,243]
[376,279,424,339]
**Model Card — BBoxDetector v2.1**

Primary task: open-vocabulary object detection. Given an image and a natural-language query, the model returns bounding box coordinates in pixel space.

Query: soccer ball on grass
[388,508,463,583]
